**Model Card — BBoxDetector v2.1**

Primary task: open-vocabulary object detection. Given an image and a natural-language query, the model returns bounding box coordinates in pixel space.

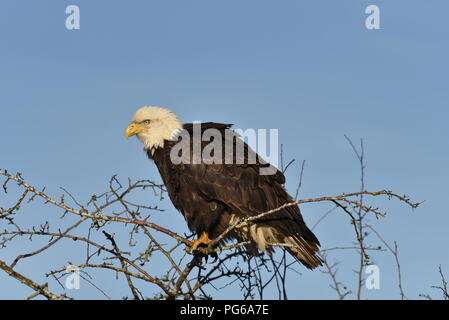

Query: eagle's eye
[143,120,151,125]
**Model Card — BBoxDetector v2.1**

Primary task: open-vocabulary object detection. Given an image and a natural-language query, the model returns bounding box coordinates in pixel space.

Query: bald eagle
[125,106,322,269]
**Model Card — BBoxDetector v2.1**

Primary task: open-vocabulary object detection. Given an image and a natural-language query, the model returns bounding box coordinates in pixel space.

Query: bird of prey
[125,106,322,269]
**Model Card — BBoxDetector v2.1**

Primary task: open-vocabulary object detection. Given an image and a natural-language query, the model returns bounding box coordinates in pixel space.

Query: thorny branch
[0,155,421,300]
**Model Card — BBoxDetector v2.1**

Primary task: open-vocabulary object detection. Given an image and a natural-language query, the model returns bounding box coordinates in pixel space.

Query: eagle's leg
[186,232,212,252]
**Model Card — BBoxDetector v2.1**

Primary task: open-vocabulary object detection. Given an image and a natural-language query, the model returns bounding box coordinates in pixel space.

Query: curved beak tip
[125,124,136,140]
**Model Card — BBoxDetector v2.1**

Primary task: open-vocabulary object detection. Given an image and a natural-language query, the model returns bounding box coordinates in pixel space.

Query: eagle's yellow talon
[186,232,212,252]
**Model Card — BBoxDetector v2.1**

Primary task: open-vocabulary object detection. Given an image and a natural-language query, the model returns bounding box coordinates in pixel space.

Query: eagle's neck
[138,120,183,153]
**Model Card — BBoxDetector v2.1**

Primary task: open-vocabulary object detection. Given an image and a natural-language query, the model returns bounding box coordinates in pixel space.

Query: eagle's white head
[125,106,183,151]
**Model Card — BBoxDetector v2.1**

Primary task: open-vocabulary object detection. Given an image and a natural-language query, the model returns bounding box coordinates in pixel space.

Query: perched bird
[125,106,322,269]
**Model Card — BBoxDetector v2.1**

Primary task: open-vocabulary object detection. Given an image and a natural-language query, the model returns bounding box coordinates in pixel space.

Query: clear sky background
[0,0,448,299]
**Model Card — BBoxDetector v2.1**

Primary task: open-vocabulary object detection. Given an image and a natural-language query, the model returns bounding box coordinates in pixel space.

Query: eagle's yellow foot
[186,232,212,252]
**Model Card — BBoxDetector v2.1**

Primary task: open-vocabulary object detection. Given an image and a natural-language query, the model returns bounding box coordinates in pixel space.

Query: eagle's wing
[176,124,322,269]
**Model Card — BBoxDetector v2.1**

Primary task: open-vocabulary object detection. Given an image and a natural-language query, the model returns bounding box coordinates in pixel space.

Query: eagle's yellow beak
[125,123,147,139]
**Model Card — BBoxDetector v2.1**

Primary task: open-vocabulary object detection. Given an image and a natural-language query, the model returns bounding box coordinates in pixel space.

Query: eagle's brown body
[148,122,322,269]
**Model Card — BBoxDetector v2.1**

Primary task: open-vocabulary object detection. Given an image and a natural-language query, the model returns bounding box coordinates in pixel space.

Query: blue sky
[0,0,448,299]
